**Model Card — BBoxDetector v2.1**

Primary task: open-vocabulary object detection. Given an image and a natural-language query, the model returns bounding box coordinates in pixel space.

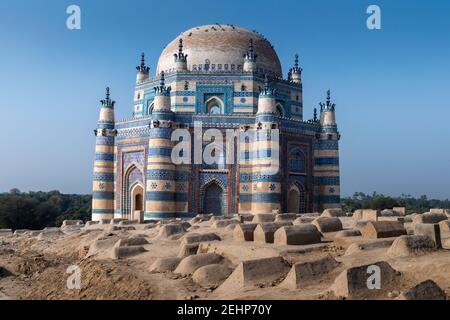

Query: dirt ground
[0,215,449,300]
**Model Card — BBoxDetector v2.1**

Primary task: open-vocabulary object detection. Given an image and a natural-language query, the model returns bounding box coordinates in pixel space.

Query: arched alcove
[205,96,224,114]
[287,183,306,213]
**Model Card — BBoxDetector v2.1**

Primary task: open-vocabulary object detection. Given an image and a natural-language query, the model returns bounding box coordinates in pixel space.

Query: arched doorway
[131,184,144,223]
[204,182,224,215]
[287,184,306,213]
[123,165,144,219]
[205,96,224,114]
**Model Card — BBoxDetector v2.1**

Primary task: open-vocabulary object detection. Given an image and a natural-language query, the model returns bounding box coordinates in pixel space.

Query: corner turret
[136,52,150,83]
[243,39,258,72]
[173,38,188,71]
[92,87,117,221]
[291,54,302,84]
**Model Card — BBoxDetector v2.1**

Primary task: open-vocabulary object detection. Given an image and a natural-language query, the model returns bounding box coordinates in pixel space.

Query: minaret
[92,87,116,221]
[291,54,302,84]
[319,89,337,127]
[314,89,341,211]
[145,72,176,218]
[136,52,150,83]
[250,75,281,214]
[243,39,258,72]
[174,38,188,72]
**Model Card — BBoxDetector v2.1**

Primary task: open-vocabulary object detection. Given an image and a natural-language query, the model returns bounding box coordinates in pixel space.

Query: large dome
[156,24,282,77]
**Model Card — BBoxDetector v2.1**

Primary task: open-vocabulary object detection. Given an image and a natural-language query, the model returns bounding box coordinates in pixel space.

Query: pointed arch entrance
[203,181,224,215]
[130,183,144,223]
[123,164,144,220]
[287,183,306,213]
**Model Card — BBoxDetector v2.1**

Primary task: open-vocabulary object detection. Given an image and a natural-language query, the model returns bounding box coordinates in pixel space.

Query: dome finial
[154,71,170,95]
[291,54,302,84]
[313,108,318,122]
[174,38,187,63]
[244,39,257,62]
[100,87,115,108]
[259,74,275,97]
[292,53,302,74]
[320,89,335,112]
[160,71,165,87]
[136,52,150,73]
[178,38,183,55]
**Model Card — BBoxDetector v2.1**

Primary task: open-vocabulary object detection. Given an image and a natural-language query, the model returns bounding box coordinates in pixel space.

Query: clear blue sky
[0,0,449,199]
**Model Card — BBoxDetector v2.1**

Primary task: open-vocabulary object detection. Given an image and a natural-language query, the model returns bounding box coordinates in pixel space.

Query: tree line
[0,189,91,230]
[341,192,450,214]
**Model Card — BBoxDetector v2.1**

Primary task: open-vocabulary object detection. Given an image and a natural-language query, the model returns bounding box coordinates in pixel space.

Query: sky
[0,0,449,199]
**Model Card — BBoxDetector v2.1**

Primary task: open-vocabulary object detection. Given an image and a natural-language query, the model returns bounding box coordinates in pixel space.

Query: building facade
[91,24,341,221]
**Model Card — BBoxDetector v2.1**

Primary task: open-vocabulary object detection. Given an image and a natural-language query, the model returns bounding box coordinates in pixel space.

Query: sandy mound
[312,217,343,233]
[0,229,12,236]
[334,229,361,238]
[233,223,258,241]
[361,221,406,239]
[216,256,290,292]
[279,254,340,289]
[414,223,442,247]
[37,229,65,241]
[149,257,182,273]
[320,208,344,217]
[111,245,147,259]
[330,261,400,299]
[178,243,199,257]
[181,232,221,245]
[252,214,275,223]
[61,220,83,227]
[439,220,450,235]
[344,239,394,256]
[192,264,233,288]
[293,217,315,224]
[212,219,239,228]
[274,224,321,245]
[412,212,447,224]
[156,223,186,239]
[387,235,437,258]
[275,213,297,222]
[114,236,149,247]
[174,253,224,275]
[398,279,447,300]
[253,222,291,244]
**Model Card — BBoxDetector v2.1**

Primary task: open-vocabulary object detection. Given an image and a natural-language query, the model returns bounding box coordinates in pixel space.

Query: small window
[218,64,222,70]
[241,84,246,91]
[224,64,228,70]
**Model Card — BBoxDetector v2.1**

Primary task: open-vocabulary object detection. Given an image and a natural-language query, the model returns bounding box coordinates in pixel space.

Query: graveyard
[0,208,449,300]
